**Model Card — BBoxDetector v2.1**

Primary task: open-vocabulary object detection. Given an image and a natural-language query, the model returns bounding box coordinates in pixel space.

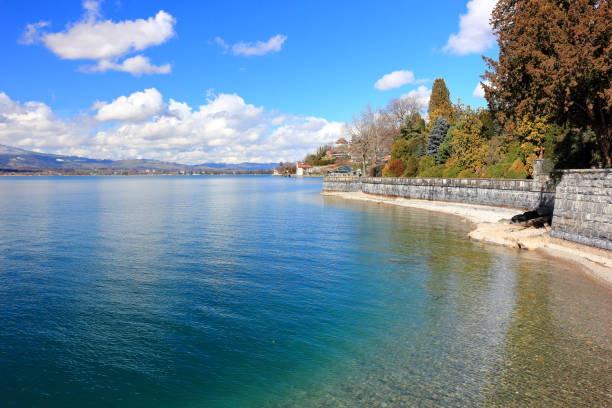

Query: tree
[449,109,487,174]
[385,95,422,132]
[347,112,372,176]
[347,104,394,175]
[427,117,451,161]
[427,78,454,124]
[390,138,411,163]
[399,113,426,140]
[516,115,553,174]
[483,0,611,167]
[403,156,418,177]
[436,129,455,165]
[390,132,428,164]
[383,159,407,177]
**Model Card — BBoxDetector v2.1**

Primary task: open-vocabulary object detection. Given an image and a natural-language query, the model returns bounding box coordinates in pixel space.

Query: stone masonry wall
[323,177,555,210]
[324,170,612,251]
[550,170,612,250]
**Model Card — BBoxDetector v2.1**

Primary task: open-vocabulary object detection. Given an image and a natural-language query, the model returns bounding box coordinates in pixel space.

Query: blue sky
[0,0,498,163]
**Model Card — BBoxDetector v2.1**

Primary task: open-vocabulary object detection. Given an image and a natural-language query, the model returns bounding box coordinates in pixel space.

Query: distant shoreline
[322,191,612,289]
[0,172,273,177]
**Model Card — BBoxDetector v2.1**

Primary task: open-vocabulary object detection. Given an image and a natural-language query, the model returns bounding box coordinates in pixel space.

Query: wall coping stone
[552,168,610,174]
[324,176,554,193]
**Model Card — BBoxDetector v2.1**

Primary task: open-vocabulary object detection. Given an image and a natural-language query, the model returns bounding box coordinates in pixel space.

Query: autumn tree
[483,0,612,167]
[382,159,407,177]
[427,78,454,124]
[516,115,554,174]
[449,108,488,174]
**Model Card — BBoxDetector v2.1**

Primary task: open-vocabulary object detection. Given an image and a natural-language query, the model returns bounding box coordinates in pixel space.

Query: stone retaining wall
[323,176,555,210]
[550,170,612,250]
[323,170,612,251]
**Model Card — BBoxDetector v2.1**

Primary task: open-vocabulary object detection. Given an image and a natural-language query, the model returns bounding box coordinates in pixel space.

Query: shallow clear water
[0,176,609,407]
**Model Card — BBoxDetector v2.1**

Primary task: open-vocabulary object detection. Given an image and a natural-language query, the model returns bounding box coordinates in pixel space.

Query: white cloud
[400,85,431,113]
[215,34,287,57]
[21,1,175,75]
[82,0,102,21]
[444,0,497,56]
[42,9,175,60]
[0,90,345,164]
[213,36,229,53]
[374,70,418,91]
[86,55,171,76]
[472,80,490,98]
[18,21,50,45]
[94,88,164,122]
[0,92,85,150]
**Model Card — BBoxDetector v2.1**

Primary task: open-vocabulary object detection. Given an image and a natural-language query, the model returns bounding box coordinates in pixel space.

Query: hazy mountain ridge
[0,145,278,172]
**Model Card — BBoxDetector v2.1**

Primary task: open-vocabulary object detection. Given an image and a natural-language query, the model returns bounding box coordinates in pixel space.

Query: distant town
[274,137,365,177]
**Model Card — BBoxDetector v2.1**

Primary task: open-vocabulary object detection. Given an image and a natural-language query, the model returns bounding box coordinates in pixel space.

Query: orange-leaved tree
[483,0,611,167]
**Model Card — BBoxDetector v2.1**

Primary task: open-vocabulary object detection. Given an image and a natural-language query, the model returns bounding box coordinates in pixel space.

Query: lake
[0,176,609,407]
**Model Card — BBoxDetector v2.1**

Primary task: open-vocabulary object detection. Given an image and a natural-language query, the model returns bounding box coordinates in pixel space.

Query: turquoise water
[0,176,610,407]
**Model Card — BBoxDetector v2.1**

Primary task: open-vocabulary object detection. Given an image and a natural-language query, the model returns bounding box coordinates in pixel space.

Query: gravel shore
[322,191,612,288]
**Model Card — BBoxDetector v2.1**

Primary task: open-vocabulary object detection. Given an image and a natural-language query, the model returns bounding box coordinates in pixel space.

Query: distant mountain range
[0,145,278,173]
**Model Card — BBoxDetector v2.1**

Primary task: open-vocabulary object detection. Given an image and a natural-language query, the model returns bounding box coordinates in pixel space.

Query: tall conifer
[427,78,453,124]
[427,116,450,162]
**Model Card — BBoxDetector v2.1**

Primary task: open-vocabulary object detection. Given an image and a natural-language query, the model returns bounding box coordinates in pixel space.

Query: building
[324,138,351,160]
[296,161,313,176]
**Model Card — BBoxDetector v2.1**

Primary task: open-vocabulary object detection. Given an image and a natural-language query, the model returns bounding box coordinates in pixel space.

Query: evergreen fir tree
[427,116,450,161]
[399,113,426,140]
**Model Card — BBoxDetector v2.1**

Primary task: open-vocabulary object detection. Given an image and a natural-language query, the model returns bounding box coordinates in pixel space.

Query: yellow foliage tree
[516,115,551,176]
[449,108,487,174]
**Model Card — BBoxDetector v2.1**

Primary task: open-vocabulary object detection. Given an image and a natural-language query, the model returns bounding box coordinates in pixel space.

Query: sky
[0,0,499,164]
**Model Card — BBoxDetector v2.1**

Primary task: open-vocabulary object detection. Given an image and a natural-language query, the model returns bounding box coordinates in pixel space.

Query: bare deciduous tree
[347,104,395,176]
[384,94,422,132]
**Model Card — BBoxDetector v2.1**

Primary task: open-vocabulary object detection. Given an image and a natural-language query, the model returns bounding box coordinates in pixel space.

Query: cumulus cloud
[215,34,287,56]
[94,88,164,122]
[85,55,171,76]
[0,90,345,164]
[400,85,432,113]
[444,0,496,56]
[20,1,175,75]
[472,81,490,98]
[0,92,85,150]
[374,70,418,91]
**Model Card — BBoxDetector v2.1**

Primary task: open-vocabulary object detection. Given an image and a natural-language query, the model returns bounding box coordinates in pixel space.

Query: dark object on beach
[511,209,553,228]
[511,210,539,224]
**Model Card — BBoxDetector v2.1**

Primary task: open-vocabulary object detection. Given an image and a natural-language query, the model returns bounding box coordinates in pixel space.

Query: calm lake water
[0,176,610,407]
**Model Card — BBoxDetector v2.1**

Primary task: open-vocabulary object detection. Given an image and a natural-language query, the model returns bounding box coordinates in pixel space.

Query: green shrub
[504,159,528,179]
[441,166,462,178]
[402,156,419,177]
[484,163,507,178]
[418,156,435,173]
[407,135,428,158]
[390,139,411,162]
[419,165,445,178]
[505,142,523,164]
[457,168,476,178]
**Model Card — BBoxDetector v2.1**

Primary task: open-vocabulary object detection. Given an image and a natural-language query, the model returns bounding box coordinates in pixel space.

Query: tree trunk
[593,125,611,168]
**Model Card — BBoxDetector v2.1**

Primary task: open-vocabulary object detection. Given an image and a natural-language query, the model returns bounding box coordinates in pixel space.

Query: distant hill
[0,145,278,172]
